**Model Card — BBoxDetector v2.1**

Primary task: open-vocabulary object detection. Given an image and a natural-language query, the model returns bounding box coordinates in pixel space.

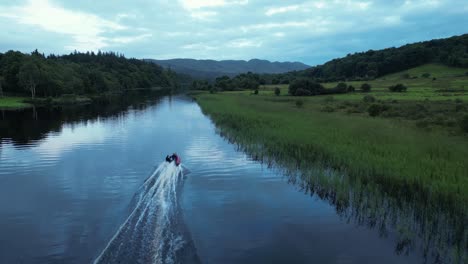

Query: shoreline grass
[0,97,32,109]
[194,92,468,212]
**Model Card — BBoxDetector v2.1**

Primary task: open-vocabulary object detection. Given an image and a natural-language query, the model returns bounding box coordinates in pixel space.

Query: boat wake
[94,162,200,264]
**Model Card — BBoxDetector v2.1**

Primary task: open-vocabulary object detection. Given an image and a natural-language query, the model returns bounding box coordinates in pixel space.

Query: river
[0,96,461,263]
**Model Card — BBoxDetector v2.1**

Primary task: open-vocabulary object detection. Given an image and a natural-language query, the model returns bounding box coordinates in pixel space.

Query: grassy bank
[194,92,468,210]
[0,97,31,108]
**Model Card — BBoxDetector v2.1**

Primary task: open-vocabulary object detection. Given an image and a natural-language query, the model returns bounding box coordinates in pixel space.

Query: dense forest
[0,50,184,98]
[258,34,468,84]
[300,34,468,81]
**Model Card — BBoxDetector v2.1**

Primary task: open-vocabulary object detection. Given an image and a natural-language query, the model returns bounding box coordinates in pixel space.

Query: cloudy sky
[0,0,467,65]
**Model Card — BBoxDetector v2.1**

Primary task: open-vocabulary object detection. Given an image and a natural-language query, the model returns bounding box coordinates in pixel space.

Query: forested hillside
[0,50,182,98]
[300,34,468,81]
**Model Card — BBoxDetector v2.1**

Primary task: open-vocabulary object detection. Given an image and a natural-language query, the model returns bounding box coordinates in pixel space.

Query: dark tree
[274,87,280,96]
[289,78,324,96]
[17,59,41,98]
[389,84,407,92]
[0,75,4,97]
[361,83,371,92]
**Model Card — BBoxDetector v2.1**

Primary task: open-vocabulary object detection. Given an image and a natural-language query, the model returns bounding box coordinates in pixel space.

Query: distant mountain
[145,58,310,79]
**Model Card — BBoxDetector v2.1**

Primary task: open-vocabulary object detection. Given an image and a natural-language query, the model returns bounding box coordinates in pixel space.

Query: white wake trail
[94,162,199,264]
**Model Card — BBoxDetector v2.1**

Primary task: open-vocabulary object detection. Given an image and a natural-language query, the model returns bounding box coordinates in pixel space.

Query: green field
[0,97,31,108]
[194,64,468,214]
[262,64,468,101]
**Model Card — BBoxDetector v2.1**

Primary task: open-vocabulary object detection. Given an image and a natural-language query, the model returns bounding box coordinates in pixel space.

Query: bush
[336,82,347,90]
[368,104,384,117]
[361,83,371,92]
[253,89,259,95]
[295,99,304,108]
[274,87,280,96]
[294,88,312,96]
[289,78,324,96]
[421,73,431,78]
[460,115,468,133]
[347,85,355,92]
[389,84,407,92]
[321,106,335,112]
[363,95,376,103]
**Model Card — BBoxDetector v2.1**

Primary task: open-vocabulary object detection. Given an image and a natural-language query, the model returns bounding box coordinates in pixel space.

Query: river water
[0,96,460,263]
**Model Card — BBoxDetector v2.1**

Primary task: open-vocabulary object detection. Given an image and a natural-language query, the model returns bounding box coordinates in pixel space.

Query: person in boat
[171,153,181,166]
[165,153,181,166]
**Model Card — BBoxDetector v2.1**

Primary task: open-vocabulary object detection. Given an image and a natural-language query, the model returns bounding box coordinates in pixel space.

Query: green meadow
[0,97,31,108]
[194,64,468,214]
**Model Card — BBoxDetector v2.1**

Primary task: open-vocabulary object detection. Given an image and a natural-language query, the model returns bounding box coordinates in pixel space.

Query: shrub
[209,87,216,94]
[295,99,304,108]
[321,106,335,112]
[368,104,384,117]
[389,84,407,92]
[347,85,355,92]
[460,115,468,133]
[336,82,347,90]
[274,87,280,96]
[294,88,312,96]
[289,78,324,95]
[421,73,431,78]
[253,89,259,95]
[363,95,376,103]
[401,73,410,79]
[432,77,437,81]
[347,107,363,114]
[361,83,371,92]
[324,96,335,103]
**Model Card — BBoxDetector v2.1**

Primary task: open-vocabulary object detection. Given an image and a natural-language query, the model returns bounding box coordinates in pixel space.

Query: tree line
[191,71,264,92]
[295,34,468,82]
[254,34,468,84]
[0,50,183,98]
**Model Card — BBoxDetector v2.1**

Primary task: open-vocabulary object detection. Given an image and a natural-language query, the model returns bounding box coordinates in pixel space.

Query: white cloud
[0,0,148,51]
[273,32,285,38]
[111,33,153,44]
[241,20,311,32]
[312,1,327,9]
[181,42,219,50]
[180,0,248,20]
[402,0,441,10]
[180,0,226,9]
[179,0,248,10]
[265,5,300,16]
[383,15,402,25]
[228,39,262,48]
[190,10,218,20]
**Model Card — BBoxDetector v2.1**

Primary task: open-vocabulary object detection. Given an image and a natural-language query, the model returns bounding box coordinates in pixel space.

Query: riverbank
[0,88,173,110]
[194,92,468,212]
[0,95,92,109]
[0,97,31,108]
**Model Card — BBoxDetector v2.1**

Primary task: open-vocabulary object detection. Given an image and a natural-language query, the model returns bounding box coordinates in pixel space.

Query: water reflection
[0,91,164,147]
[213,128,468,264]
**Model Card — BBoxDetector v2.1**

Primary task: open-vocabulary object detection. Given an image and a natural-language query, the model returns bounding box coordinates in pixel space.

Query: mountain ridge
[145,58,310,79]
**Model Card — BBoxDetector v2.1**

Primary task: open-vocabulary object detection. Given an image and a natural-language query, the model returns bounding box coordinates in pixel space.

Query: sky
[0,0,467,66]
